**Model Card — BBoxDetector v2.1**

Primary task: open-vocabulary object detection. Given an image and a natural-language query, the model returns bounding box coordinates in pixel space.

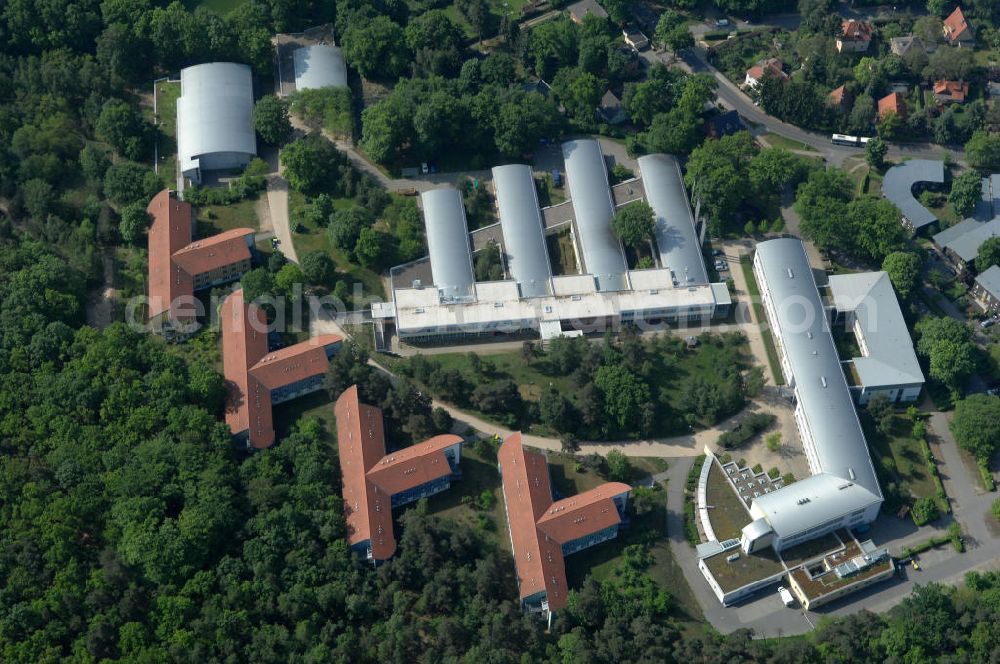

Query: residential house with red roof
[221,288,342,448]
[744,58,787,89]
[933,80,970,104]
[147,189,255,339]
[498,433,631,623]
[878,92,907,120]
[836,20,873,53]
[828,85,852,110]
[943,7,974,45]
[335,385,463,563]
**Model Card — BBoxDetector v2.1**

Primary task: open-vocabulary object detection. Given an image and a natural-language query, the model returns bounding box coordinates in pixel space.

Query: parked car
[777,586,795,607]
[980,318,996,329]
[715,18,730,27]
[420,162,429,175]
[552,169,562,187]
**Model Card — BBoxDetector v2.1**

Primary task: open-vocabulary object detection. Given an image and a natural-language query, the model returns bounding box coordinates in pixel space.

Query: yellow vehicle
[912,559,921,571]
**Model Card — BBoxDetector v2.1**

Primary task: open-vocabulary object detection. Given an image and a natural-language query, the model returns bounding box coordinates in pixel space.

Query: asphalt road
[672,45,961,167]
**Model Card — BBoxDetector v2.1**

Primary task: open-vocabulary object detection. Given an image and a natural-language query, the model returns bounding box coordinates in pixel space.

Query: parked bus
[831,133,860,146]
[831,134,873,147]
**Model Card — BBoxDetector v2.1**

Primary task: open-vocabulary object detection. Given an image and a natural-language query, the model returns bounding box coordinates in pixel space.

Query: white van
[778,586,795,607]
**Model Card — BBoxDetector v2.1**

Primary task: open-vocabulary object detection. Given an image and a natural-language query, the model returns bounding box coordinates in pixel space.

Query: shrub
[606,449,632,482]
[767,467,780,479]
[992,496,1000,524]
[911,497,941,526]
[718,412,776,449]
[782,472,795,485]
[765,432,782,452]
[751,463,763,474]
[979,459,996,492]
[720,452,732,464]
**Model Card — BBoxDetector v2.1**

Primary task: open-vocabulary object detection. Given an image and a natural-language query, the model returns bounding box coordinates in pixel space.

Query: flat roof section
[881,160,944,229]
[638,153,709,285]
[421,187,476,302]
[293,44,347,90]
[828,271,924,389]
[562,140,628,292]
[492,164,553,298]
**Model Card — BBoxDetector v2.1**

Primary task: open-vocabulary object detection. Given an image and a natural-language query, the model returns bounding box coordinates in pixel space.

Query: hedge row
[719,413,776,449]
[683,455,707,547]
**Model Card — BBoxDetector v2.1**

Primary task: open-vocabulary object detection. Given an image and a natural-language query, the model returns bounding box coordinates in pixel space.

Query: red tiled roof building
[878,92,907,120]
[744,58,787,89]
[836,20,873,53]
[498,433,631,621]
[335,385,463,562]
[943,6,974,45]
[828,85,851,110]
[933,80,970,103]
[147,189,255,338]
[221,288,342,448]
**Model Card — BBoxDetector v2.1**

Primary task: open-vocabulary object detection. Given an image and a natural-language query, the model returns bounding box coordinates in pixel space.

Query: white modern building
[292,44,348,90]
[562,140,629,292]
[177,62,257,184]
[828,271,924,404]
[377,141,731,344]
[741,239,883,554]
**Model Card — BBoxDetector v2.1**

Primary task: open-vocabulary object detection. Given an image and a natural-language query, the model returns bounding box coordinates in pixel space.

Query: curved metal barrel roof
[749,238,882,538]
[293,44,348,90]
[421,187,476,302]
[638,154,708,285]
[562,140,628,292]
[492,164,552,298]
[177,63,256,171]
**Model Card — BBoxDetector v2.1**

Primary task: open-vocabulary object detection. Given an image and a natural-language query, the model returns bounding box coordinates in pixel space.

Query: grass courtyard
[704,461,752,541]
[153,80,181,188]
[395,332,752,438]
[863,413,940,506]
[287,190,386,303]
[739,256,785,386]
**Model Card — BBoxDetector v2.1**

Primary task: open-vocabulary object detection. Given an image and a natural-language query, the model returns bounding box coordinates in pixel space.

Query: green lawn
[400,334,750,437]
[424,446,511,551]
[864,413,939,504]
[288,190,386,303]
[272,390,338,443]
[195,198,260,237]
[763,133,816,153]
[564,490,704,623]
[154,81,181,188]
[546,452,615,497]
[705,461,751,541]
[430,349,578,403]
[546,230,578,275]
[739,257,785,386]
